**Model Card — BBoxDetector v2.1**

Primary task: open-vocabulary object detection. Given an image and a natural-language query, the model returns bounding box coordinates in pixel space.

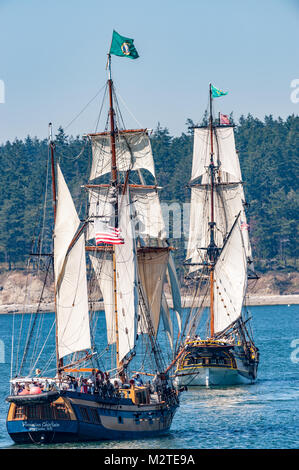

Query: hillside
[0,270,298,314]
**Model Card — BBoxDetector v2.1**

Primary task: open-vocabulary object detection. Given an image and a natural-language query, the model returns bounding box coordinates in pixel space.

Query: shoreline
[0,294,298,314]
[177,294,299,308]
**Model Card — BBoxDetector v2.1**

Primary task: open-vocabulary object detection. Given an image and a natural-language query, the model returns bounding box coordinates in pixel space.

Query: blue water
[0,305,298,449]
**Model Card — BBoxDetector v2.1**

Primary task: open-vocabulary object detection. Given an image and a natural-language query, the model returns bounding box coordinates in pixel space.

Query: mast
[208,84,216,338]
[48,123,63,373]
[107,55,120,369]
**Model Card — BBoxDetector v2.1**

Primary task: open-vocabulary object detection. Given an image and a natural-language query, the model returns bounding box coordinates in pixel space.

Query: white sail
[214,221,247,334]
[167,253,182,332]
[187,184,252,272]
[191,127,242,183]
[89,131,156,180]
[130,186,166,240]
[54,165,91,359]
[86,186,115,240]
[137,248,169,335]
[89,255,115,345]
[115,189,139,363]
[161,293,173,350]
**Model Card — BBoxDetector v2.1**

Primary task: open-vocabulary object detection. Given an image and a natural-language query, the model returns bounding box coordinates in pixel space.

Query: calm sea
[0,305,298,449]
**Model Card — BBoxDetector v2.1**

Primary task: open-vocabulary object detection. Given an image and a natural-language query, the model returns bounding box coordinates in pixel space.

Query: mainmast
[207,84,217,338]
[107,55,120,369]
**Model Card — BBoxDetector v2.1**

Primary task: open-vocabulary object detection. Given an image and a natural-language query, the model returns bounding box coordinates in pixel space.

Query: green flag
[211,84,228,98]
[109,30,139,59]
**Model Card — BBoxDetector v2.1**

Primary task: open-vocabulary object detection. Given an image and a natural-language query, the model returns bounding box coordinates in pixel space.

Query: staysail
[214,220,247,333]
[115,189,139,362]
[167,253,182,332]
[54,165,91,359]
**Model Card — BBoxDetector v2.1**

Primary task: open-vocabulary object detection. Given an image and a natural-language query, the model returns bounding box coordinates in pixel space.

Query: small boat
[172,84,259,387]
[6,32,180,444]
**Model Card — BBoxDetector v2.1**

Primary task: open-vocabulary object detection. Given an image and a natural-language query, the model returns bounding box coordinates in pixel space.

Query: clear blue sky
[0,0,298,142]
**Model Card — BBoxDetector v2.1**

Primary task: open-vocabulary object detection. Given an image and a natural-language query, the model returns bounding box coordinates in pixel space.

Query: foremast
[48,123,64,375]
[107,55,121,370]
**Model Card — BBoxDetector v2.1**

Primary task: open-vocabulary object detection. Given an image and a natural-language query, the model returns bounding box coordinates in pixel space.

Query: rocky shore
[0,269,298,314]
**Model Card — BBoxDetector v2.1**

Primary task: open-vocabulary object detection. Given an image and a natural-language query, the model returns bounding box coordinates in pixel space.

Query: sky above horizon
[0,0,298,143]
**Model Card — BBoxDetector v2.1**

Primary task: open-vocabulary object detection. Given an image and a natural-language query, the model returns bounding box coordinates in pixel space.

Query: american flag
[241,220,249,231]
[95,219,124,245]
[220,113,230,125]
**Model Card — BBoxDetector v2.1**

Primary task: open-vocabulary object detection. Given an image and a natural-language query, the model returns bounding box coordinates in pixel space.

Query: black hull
[6,391,60,406]
[7,390,179,444]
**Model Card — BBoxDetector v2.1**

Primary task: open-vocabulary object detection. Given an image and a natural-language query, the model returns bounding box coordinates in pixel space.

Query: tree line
[0,114,298,273]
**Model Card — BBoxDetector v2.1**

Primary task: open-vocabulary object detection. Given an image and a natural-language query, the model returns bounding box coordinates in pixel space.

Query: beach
[0,269,298,314]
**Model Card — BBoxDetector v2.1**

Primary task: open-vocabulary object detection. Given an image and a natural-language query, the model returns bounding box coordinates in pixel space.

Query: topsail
[187,126,252,272]
[89,130,156,180]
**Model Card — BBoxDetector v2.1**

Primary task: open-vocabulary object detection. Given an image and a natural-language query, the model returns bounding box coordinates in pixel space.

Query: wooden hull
[7,390,179,444]
[174,341,258,387]
[174,365,253,387]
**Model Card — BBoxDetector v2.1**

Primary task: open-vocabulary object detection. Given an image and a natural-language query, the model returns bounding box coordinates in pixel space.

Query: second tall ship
[174,85,259,387]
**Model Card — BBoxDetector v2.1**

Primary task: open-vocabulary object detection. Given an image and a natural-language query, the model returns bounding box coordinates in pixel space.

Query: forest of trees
[0,114,298,274]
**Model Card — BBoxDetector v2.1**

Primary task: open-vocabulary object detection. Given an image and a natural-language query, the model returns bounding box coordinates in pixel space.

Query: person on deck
[134,374,143,386]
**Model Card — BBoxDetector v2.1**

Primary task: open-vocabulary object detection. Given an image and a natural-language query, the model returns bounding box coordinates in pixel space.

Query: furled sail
[137,248,169,335]
[89,130,156,180]
[115,189,139,363]
[213,221,247,334]
[191,127,242,183]
[54,165,91,359]
[130,186,166,240]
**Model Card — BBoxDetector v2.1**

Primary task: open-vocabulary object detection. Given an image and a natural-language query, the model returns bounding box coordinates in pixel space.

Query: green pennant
[109,30,139,59]
[211,84,228,98]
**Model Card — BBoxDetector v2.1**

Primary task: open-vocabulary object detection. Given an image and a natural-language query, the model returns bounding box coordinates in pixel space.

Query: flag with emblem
[109,30,139,59]
[211,84,228,98]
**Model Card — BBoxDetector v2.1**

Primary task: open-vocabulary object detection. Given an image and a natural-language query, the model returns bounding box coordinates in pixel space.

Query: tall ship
[6,32,180,444]
[173,84,259,387]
